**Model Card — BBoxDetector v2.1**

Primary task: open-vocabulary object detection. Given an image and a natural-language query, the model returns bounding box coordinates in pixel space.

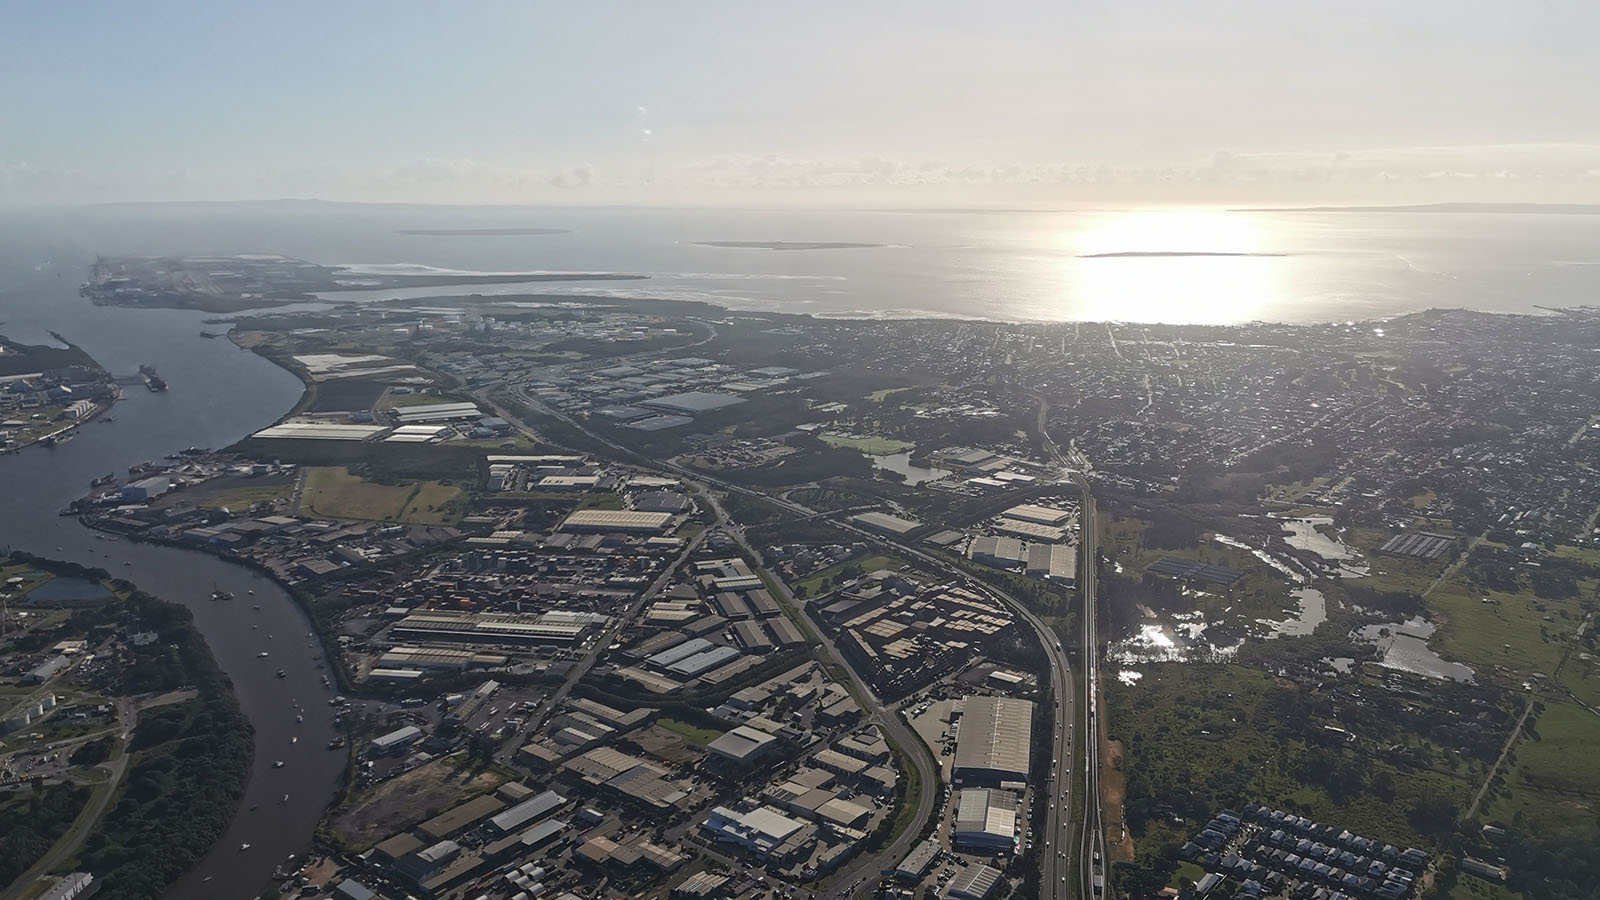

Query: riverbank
[0,332,121,455]
[0,552,254,900]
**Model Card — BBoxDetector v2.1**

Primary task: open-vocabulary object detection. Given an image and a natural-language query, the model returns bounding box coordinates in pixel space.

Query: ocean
[6,202,1600,328]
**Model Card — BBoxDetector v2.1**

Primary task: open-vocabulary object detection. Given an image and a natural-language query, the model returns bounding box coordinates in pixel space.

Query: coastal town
[4,264,1599,900]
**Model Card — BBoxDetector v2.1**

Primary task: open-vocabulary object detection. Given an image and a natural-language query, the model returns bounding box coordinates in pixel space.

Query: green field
[655,717,723,747]
[1109,663,1471,856]
[301,466,465,525]
[819,433,914,455]
[792,553,905,598]
[1486,699,1600,860]
[867,386,917,403]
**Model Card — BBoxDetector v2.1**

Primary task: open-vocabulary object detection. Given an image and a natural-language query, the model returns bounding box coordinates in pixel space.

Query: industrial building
[700,806,811,860]
[488,789,567,834]
[952,696,1035,786]
[370,725,424,756]
[1001,503,1074,526]
[893,840,942,882]
[642,392,747,414]
[1145,556,1245,587]
[707,724,780,764]
[993,519,1068,542]
[388,401,484,424]
[250,422,388,441]
[969,536,1026,569]
[1025,543,1077,584]
[945,864,1005,900]
[667,645,742,677]
[849,511,923,537]
[952,789,1019,853]
[559,509,675,534]
[389,610,593,647]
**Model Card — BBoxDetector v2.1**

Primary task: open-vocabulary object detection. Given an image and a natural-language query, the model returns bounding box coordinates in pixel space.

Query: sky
[3,0,1599,206]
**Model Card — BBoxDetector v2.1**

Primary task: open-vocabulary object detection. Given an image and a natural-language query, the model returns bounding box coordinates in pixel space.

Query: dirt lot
[631,724,704,767]
[325,753,516,850]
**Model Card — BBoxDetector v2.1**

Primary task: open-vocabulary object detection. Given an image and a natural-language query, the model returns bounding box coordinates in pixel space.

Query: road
[1035,398,1103,900]
[497,531,708,765]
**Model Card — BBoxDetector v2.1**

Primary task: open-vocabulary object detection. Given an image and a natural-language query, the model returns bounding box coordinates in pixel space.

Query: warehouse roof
[560,509,675,532]
[952,696,1035,782]
[707,724,779,762]
[642,391,747,414]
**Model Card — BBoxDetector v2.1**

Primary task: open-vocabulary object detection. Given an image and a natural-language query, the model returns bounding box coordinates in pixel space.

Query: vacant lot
[325,754,513,851]
[793,553,906,598]
[820,433,914,455]
[302,466,464,525]
[160,473,296,512]
[306,379,386,413]
[655,717,723,747]
[633,724,704,767]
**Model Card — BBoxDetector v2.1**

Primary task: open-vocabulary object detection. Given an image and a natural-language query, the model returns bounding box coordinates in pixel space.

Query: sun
[1066,210,1284,324]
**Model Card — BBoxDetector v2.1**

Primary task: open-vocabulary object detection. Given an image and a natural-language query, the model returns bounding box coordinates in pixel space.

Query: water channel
[0,235,345,898]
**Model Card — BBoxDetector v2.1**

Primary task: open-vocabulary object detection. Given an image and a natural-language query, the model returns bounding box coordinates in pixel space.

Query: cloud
[4,142,1600,205]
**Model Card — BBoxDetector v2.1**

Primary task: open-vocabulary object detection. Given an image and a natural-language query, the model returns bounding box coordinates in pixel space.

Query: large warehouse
[952,789,1019,853]
[559,509,675,534]
[952,696,1035,786]
[849,511,923,537]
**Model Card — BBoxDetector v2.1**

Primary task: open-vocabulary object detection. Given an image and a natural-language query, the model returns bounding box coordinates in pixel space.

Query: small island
[395,227,572,236]
[1077,251,1288,259]
[691,241,885,251]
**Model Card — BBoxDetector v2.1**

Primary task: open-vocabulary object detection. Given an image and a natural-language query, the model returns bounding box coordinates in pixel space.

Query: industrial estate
[4,260,1600,900]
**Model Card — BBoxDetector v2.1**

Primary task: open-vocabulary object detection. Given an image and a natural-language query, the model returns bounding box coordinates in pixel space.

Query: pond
[873,451,949,485]
[1257,587,1329,638]
[1277,515,1370,577]
[1355,617,1475,682]
[23,576,114,606]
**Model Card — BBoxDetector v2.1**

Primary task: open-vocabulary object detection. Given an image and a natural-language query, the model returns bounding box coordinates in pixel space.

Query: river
[0,232,345,897]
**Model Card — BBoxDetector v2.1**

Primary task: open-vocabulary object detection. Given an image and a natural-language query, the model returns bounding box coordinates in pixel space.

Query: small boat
[291,736,298,743]
[295,714,303,723]
[281,793,288,803]
[203,876,212,883]
[122,562,132,567]
[273,760,284,768]
[247,589,255,595]
[276,669,286,678]
[252,604,261,610]
[210,588,234,602]
[240,843,251,851]
[257,651,269,658]
[252,624,258,630]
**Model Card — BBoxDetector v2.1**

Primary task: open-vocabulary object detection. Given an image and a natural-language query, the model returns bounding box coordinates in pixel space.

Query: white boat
[240,843,251,851]
[257,651,269,658]
[273,760,285,768]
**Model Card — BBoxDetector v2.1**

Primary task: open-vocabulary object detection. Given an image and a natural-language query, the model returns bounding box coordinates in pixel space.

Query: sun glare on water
[1067,210,1285,324]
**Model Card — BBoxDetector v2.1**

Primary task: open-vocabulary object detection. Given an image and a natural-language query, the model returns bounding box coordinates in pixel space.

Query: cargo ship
[138,364,167,392]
